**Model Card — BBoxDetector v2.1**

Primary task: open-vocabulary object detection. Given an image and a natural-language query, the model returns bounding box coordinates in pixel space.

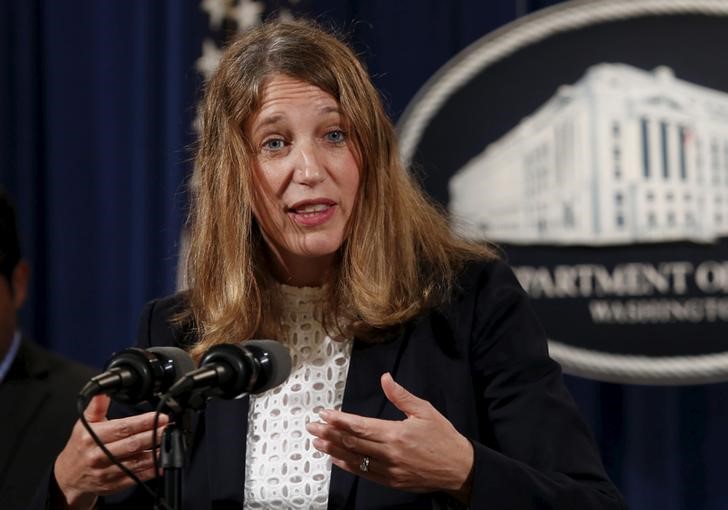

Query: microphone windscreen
[244,340,292,393]
[148,346,196,383]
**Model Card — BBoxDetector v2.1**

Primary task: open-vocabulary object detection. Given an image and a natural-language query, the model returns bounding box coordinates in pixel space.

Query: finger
[122,450,158,474]
[312,436,394,483]
[380,372,430,418]
[307,421,391,461]
[318,410,392,442]
[136,465,162,482]
[329,456,402,488]
[87,449,161,495]
[91,412,169,444]
[104,425,168,460]
[94,462,160,496]
[311,436,375,471]
[84,395,111,423]
[98,449,158,479]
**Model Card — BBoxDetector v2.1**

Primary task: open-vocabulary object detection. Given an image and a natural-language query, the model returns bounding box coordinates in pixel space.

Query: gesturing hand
[306,372,474,504]
[53,395,168,510]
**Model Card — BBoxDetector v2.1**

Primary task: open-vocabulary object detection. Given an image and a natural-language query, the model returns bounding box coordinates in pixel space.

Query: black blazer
[0,337,96,510]
[104,260,624,509]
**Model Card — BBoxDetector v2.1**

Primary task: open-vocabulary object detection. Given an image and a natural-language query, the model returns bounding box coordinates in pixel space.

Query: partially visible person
[0,190,97,509]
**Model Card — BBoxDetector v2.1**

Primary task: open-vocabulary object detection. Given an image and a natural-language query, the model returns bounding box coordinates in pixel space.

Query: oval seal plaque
[399,0,728,384]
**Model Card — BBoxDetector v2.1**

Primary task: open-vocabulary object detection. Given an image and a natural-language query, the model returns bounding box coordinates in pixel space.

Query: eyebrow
[253,105,342,131]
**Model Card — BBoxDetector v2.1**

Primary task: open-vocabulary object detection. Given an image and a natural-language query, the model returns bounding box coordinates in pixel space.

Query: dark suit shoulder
[455,257,524,296]
[136,292,196,349]
[1,339,98,509]
[445,257,549,362]
[144,291,190,317]
[448,257,528,321]
[17,337,97,383]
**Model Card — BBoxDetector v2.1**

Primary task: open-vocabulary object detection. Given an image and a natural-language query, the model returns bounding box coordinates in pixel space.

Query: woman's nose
[292,143,326,186]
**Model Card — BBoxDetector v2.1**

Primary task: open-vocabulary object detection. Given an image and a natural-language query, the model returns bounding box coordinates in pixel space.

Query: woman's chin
[283,234,344,260]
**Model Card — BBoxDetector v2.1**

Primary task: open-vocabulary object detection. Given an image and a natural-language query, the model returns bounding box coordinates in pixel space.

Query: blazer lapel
[328,327,410,509]
[204,396,249,506]
[0,339,50,479]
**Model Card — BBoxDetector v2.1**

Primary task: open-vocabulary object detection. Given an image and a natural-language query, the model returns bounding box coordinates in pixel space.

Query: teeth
[296,204,330,213]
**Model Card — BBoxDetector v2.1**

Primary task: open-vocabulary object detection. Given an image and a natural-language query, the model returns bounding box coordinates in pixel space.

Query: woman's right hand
[53,395,169,510]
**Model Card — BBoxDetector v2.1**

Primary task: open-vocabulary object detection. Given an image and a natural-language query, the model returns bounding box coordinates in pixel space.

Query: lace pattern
[243,285,352,509]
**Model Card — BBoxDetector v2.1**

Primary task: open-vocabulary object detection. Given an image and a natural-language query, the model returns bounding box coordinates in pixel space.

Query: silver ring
[359,456,370,472]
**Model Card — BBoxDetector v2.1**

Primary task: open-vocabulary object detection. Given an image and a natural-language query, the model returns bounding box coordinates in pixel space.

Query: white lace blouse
[243,285,353,509]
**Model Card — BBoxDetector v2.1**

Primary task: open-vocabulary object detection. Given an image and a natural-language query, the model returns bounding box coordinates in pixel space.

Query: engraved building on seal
[450,63,728,245]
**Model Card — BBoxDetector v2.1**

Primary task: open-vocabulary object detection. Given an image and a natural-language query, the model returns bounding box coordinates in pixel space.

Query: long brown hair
[184,19,495,360]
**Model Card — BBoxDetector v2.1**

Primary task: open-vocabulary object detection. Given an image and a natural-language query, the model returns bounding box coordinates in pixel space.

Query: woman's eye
[262,138,285,151]
[326,130,346,143]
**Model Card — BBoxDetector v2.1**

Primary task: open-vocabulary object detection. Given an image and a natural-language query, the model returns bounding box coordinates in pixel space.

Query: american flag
[197,0,311,80]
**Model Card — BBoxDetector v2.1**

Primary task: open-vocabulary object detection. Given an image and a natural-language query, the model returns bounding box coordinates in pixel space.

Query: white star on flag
[230,0,265,32]
[278,8,294,22]
[196,39,224,80]
[200,0,234,30]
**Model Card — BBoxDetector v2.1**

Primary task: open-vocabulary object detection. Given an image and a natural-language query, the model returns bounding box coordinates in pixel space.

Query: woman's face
[246,74,361,286]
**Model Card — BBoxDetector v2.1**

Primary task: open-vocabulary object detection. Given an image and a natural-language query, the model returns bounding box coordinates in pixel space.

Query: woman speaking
[51,19,625,510]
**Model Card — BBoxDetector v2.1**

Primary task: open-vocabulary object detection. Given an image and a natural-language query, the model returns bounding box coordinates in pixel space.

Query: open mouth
[287,200,337,226]
[289,203,332,215]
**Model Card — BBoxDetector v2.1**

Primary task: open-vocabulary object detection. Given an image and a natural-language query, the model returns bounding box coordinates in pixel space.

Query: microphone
[79,347,196,404]
[164,340,291,405]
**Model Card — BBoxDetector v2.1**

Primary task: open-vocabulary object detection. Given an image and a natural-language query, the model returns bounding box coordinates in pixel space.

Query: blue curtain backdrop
[2,1,726,509]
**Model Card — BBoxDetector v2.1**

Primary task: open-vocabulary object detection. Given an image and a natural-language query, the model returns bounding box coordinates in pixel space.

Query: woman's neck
[269,252,335,287]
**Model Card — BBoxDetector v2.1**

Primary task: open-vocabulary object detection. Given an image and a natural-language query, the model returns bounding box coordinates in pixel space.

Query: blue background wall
[2,1,727,508]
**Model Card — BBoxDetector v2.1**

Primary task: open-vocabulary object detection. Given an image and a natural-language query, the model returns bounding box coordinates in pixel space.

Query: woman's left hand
[306,372,474,504]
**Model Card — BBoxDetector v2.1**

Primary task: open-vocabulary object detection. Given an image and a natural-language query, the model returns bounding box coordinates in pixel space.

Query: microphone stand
[160,422,184,510]
[160,410,188,510]
[157,389,208,510]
